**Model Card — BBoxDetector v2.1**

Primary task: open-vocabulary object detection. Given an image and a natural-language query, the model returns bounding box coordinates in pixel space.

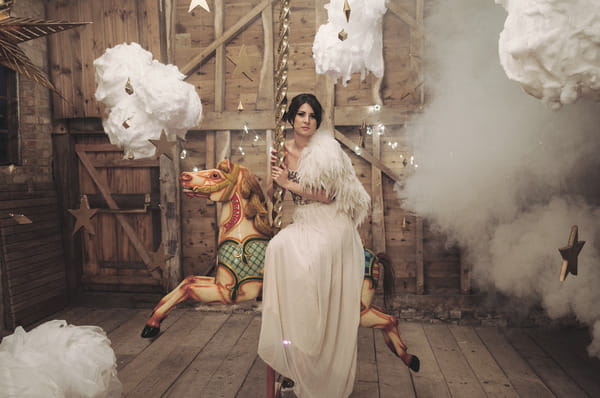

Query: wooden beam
[75,150,161,281]
[416,215,424,294]
[334,129,402,184]
[371,133,386,253]
[256,3,274,110]
[461,259,471,294]
[159,137,182,290]
[387,1,423,38]
[196,106,414,130]
[181,0,277,77]
[416,0,425,105]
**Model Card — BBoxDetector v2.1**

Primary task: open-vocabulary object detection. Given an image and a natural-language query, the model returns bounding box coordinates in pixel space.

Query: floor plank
[129,312,230,397]
[374,326,416,398]
[449,325,519,397]
[164,313,254,397]
[118,310,205,395]
[236,355,267,397]
[424,323,486,398]
[527,328,600,398]
[110,308,186,370]
[476,327,555,398]
[201,315,262,397]
[350,327,379,397]
[503,329,588,398]
[401,322,450,398]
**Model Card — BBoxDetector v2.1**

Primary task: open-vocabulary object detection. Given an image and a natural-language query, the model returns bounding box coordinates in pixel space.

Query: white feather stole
[297,129,371,225]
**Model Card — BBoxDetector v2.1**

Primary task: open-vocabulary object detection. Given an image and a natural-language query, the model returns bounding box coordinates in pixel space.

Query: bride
[258,93,370,397]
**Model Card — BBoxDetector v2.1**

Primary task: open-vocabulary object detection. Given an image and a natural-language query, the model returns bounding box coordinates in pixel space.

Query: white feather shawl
[297,129,371,225]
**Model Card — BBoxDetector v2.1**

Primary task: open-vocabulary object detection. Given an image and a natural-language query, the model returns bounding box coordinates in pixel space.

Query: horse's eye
[212,173,219,178]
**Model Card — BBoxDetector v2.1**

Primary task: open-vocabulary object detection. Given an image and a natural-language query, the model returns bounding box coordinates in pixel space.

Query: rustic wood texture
[17,305,600,398]
[47,0,164,119]
[74,136,164,292]
[0,184,68,330]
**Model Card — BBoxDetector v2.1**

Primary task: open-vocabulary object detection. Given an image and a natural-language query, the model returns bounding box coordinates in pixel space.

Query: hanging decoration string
[272,0,291,229]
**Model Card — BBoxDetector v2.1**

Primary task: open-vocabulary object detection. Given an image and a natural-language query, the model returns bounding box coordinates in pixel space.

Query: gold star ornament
[149,129,176,160]
[68,195,98,236]
[0,0,90,94]
[559,225,585,281]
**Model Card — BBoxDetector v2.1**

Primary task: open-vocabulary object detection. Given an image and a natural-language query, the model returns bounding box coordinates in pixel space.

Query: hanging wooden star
[148,241,174,274]
[559,225,585,281]
[229,44,255,81]
[68,195,98,236]
[188,0,210,13]
[0,0,90,95]
[149,130,176,160]
[343,0,351,23]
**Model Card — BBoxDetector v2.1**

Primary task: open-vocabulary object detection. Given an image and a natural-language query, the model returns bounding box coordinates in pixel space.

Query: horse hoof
[141,325,160,338]
[408,355,420,372]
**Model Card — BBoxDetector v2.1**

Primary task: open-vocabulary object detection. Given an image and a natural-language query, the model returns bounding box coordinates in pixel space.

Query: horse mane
[217,160,274,238]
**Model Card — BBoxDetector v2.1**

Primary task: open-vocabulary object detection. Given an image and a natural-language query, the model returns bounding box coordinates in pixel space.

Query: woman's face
[292,103,318,137]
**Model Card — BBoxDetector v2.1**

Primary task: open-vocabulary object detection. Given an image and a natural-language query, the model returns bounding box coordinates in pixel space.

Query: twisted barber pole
[271,0,290,229]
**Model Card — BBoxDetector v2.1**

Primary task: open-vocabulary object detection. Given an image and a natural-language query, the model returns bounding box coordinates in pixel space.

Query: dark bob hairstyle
[284,93,323,129]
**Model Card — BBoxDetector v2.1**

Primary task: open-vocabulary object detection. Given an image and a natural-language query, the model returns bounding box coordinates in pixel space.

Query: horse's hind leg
[360,305,420,372]
[142,276,223,338]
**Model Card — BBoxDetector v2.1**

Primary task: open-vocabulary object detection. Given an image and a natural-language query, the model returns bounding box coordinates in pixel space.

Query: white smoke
[399,0,600,357]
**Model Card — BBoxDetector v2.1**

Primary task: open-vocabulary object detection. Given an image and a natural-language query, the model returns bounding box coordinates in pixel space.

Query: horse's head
[181,159,241,202]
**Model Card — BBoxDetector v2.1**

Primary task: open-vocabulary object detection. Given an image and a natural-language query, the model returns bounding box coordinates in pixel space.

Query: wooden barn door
[75,141,164,293]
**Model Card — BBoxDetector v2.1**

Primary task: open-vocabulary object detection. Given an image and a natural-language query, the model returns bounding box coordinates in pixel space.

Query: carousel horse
[141,159,419,372]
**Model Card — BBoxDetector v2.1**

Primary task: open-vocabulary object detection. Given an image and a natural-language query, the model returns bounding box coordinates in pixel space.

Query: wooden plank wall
[47,0,163,119]
[44,0,464,295]
[0,184,68,330]
[172,0,463,294]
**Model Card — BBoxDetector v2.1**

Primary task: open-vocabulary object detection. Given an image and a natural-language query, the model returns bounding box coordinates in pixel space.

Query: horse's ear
[217,159,233,173]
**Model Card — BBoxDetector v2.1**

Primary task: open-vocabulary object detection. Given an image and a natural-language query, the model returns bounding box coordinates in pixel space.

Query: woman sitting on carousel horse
[259,93,376,398]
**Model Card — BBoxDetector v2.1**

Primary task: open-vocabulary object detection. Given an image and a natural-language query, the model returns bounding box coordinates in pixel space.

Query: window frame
[0,65,19,166]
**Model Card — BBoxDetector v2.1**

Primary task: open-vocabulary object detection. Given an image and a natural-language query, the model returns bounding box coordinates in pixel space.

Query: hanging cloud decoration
[94,42,202,159]
[312,0,387,86]
[497,0,600,108]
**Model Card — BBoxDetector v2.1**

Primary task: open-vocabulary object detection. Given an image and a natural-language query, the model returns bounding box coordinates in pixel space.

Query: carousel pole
[271,0,290,230]
[266,1,290,396]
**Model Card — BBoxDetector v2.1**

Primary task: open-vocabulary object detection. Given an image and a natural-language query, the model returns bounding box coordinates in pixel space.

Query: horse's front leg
[141,275,231,338]
[360,304,420,372]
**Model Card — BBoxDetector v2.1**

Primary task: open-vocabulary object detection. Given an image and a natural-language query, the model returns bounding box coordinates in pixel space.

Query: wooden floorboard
[502,328,589,398]
[14,306,600,398]
[527,328,600,398]
[476,327,555,398]
[449,325,519,397]
[423,323,487,398]
[400,322,450,398]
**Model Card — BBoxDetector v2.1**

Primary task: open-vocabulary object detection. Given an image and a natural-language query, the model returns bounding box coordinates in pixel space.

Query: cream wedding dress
[258,130,370,398]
